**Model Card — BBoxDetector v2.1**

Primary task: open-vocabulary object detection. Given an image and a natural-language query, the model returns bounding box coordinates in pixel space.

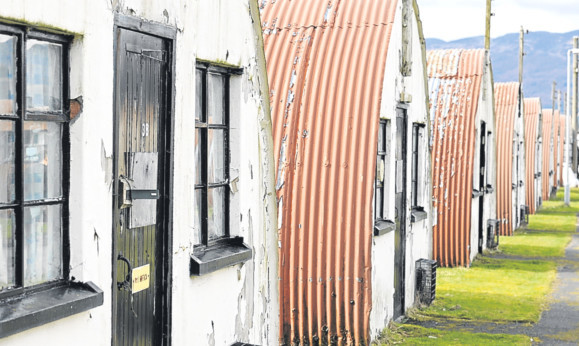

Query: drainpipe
[565,48,579,205]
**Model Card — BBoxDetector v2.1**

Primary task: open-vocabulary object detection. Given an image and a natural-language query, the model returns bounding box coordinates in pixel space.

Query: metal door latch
[119,175,160,209]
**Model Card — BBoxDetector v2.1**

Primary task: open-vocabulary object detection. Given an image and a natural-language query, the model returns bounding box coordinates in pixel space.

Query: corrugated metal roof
[494,82,520,236]
[427,49,485,267]
[558,113,566,187]
[542,109,554,201]
[261,0,398,343]
[524,98,541,214]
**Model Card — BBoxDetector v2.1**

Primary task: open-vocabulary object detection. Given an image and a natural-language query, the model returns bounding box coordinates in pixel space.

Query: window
[0,28,69,295]
[195,65,231,246]
[0,24,102,339]
[374,119,394,236]
[411,123,427,222]
[192,62,251,275]
[374,120,387,221]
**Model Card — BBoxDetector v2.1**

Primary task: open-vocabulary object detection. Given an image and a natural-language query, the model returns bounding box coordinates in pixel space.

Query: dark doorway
[112,25,172,345]
[393,107,407,319]
[478,122,487,254]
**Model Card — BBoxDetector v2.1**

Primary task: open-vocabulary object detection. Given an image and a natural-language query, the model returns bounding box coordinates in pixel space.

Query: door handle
[117,253,133,291]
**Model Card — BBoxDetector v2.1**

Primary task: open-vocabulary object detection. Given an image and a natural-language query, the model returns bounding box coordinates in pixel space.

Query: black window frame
[0,24,71,299]
[0,23,102,339]
[410,123,427,223]
[191,61,251,276]
[375,119,387,221]
[195,63,233,247]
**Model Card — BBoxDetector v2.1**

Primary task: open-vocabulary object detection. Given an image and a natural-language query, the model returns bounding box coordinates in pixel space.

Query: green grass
[376,325,532,345]
[376,188,578,344]
[500,231,571,258]
[415,258,556,323]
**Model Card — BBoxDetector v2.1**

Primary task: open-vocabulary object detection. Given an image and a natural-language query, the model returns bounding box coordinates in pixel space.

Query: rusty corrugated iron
[494,82,520,236]
[524,98,541,214]
[427,49,484,267]
[558,113,566,186]
[542,109,554,201]
[261,0,398,343]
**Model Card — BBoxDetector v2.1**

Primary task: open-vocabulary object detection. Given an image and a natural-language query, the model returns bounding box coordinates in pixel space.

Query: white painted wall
[370,0,432,339]
[0,0,278,345]
[469,54,497,263]
[512,99,526,230]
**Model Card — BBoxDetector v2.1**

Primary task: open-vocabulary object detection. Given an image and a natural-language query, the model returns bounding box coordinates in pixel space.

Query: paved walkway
[407,217,579,344]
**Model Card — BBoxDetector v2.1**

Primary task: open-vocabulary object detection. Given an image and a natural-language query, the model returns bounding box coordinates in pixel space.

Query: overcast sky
[418,0,579,41]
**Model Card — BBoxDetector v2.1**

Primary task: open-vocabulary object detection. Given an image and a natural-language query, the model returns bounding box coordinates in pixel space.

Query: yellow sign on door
[132,264,150,294]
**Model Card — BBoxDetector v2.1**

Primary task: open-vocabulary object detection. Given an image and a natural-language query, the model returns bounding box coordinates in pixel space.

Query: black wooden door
[393,108,407,319]
[478,122,486,254]
[113,28,170,346]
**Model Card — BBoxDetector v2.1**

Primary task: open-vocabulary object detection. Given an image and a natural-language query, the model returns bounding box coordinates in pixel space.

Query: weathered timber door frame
[393,106,408,319]
[478,122,487,254]
[111,14,176,345]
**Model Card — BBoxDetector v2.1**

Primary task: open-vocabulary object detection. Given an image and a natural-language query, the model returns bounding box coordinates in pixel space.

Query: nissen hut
[557,113,566,187]
[523,98,543,214]
[427,49,497,267]
[262,0,432,343]
[0,1,279,345]
[495,82,526,235]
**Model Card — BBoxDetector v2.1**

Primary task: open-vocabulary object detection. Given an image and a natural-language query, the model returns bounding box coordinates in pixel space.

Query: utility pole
[519,27,524,87]
[485,0,492,51]
[572,37,578,174]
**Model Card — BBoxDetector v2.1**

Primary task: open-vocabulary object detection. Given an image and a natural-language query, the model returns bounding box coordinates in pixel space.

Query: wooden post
[519,27,524,88]
[485,0,492,51]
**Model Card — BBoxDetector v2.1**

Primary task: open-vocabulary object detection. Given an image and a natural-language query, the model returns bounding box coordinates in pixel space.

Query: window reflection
[0,34,17,115]
[26,40,63,113]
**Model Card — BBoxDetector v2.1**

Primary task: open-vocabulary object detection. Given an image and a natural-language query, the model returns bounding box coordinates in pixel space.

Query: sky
[418,0,579,41]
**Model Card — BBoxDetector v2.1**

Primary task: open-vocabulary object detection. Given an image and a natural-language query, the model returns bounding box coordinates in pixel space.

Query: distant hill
[426,31,579,109]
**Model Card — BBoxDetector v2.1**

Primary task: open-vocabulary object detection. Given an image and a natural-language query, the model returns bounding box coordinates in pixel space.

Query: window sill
[190,237,252,276]
[0,281,103,339]
[411,207,427,223]
[374,219,396,236]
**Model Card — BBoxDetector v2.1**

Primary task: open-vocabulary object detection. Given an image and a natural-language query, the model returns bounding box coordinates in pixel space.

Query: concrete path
[406,219,579,344]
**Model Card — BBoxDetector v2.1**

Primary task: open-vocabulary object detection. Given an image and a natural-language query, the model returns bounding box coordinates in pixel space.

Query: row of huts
[0,0,567,344]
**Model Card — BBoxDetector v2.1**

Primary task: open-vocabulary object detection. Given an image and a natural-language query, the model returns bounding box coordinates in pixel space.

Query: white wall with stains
[0,0,278,345]
[512,100,526,230]
[370,0,432,339]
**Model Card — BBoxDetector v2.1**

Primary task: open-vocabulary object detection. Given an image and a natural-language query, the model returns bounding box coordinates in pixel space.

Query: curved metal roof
[494,82,520,236]
[427,49,485,267]
[542,109,554,201]
[261,0,398,343]
[524,98,541,214]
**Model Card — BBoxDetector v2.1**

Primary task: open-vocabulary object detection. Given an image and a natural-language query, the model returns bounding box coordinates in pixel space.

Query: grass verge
[375,324,532,345]
[413,257,556,323]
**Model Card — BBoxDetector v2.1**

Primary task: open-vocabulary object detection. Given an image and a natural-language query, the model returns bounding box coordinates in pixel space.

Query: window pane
[377,122,385,152]
[0,121,16,203]
[0,34,17,115]
[24,204,62,286]
[375,188,382,220]
[195,129,202,185]
[208,129,225,183]
[208,187,225,241]
[23,121,62,201]
[196,69,203,122]
[208,73,225,124]
[0,209,16,290]
[194,189,203,245]
[26,40,63,113]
